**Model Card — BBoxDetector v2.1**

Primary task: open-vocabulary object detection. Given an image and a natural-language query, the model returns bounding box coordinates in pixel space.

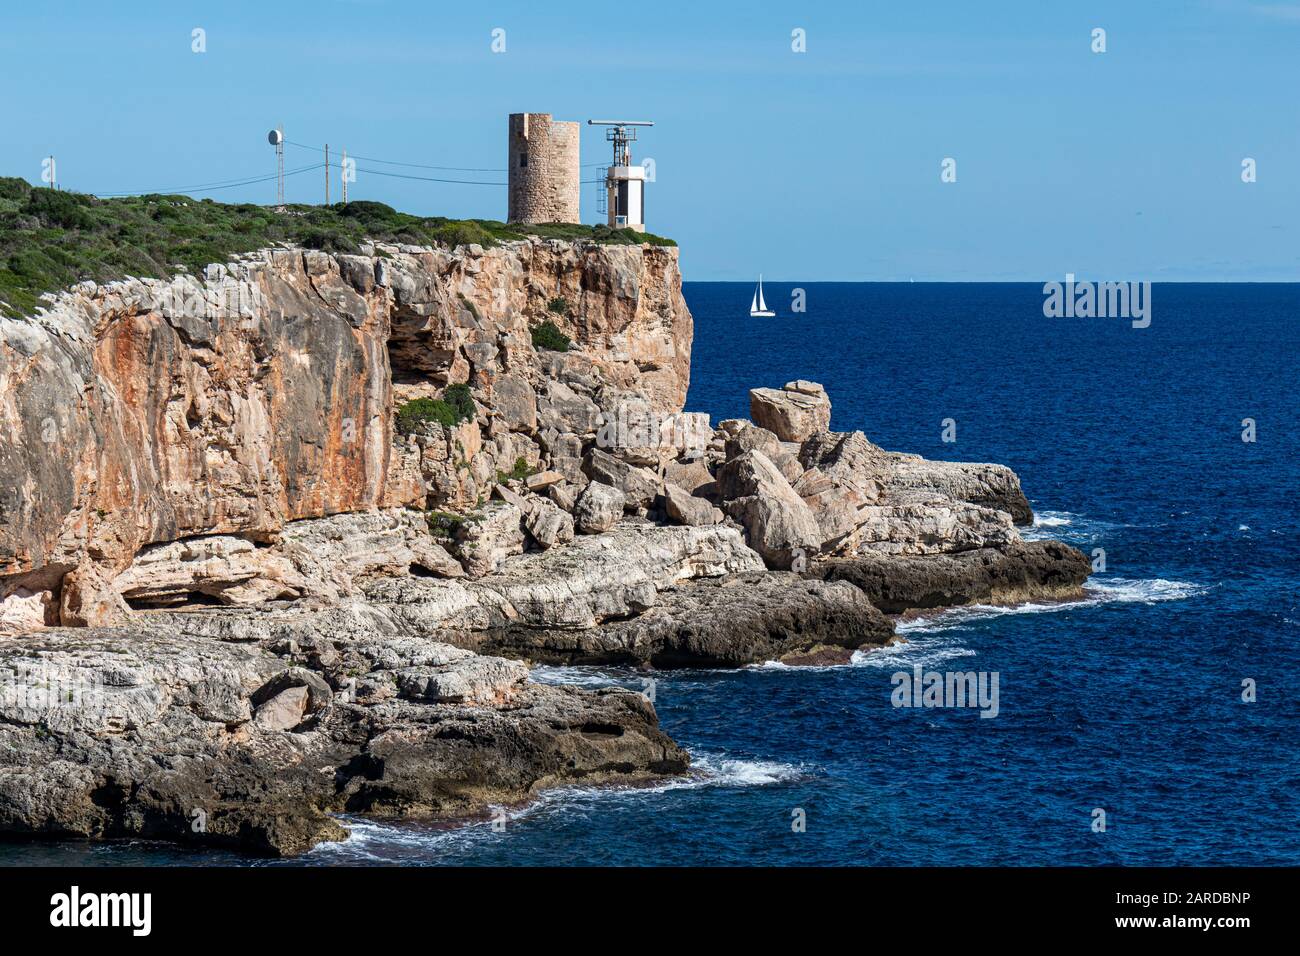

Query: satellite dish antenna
[268,126,285,208]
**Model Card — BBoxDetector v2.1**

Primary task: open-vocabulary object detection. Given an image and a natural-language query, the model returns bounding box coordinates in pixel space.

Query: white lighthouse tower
[588,120,653,232]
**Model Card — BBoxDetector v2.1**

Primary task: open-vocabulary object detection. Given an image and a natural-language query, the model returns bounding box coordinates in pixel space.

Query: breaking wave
[305,749,805,864]
[895,576,1208,635]
[1031,510,1075,528]
[1020,508,1130,544]
[527,665,638,689]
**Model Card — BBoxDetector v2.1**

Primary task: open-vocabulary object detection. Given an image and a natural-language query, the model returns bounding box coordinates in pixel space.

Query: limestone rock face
[108,509,463,615]
[749,381,832,442]
[455,502,526,577]
[885,453,1033,525]
[0,239,692,625]
[475,573,895,669]
[158,521,765,638]
[0,250,409,626]
[717,451,821,569]
[490,372,538,432]
[412,420,482,511]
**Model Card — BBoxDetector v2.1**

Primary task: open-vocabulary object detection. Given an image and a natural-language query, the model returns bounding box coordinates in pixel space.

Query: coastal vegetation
[0,176,675,318]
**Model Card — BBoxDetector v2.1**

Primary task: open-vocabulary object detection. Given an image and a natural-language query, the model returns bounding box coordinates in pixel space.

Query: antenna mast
[267,125,285,209]
[587,119,653,166]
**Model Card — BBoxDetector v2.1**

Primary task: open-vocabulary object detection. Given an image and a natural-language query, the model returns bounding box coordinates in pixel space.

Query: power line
[95,163,324,198]
[76,137,617,201]
[286,140,504,173]
[286,139,609,172]
[353,166,507,186]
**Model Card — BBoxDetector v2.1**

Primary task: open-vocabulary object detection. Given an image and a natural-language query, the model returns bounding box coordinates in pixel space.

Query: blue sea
[6,282,1298,867]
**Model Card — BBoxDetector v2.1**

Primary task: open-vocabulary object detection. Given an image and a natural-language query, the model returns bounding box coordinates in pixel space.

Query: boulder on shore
[749,381,832,442]
[662,484,723,527]
[574,481,625,534]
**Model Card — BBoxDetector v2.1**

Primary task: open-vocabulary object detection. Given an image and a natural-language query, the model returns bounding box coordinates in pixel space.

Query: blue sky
[2,0,1297,280]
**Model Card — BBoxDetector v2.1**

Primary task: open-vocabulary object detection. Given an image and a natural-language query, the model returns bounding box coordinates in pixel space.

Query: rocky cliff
[0,235,1089,854]
[0,239,691,628]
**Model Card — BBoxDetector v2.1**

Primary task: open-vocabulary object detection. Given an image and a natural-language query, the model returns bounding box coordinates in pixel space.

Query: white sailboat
[749,274,775,317]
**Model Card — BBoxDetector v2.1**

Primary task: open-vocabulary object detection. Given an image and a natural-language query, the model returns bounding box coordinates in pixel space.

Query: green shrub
[396,397,457,434]
[437,220,495,249]
[546,296,570,316]
[495,456,535,484]
[443,382,475,422]
[24,189,94,230]
[395,386,475,436]
[0,177,32,202]
[531,319,571,352]
[339,200,398,221]
[426,510,466,538]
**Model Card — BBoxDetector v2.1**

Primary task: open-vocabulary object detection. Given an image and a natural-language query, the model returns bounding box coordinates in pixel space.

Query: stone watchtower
[507,113,580,224]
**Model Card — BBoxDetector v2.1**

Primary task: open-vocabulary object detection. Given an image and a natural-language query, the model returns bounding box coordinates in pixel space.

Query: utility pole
[324,143,330,206]
[341,148,348,204]
[47,155,56,189]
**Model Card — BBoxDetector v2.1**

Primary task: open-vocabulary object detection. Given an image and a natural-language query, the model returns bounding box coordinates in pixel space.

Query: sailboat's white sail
[750,274,775,317]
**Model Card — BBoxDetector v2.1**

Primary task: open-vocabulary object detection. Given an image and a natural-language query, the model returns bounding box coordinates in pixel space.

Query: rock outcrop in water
[0,235,1088,855]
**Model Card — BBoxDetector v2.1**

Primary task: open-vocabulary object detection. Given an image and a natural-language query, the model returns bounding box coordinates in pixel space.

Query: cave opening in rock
[124,590,228,612]
[387,305,452,387]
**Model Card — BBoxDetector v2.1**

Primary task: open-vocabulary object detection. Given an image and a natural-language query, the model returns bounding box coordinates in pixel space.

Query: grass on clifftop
[0,176,676,318]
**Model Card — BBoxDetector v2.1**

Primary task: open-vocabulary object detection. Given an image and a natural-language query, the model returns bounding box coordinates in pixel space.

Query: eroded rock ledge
[0,238,1089,855]
[0,624,685,855]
